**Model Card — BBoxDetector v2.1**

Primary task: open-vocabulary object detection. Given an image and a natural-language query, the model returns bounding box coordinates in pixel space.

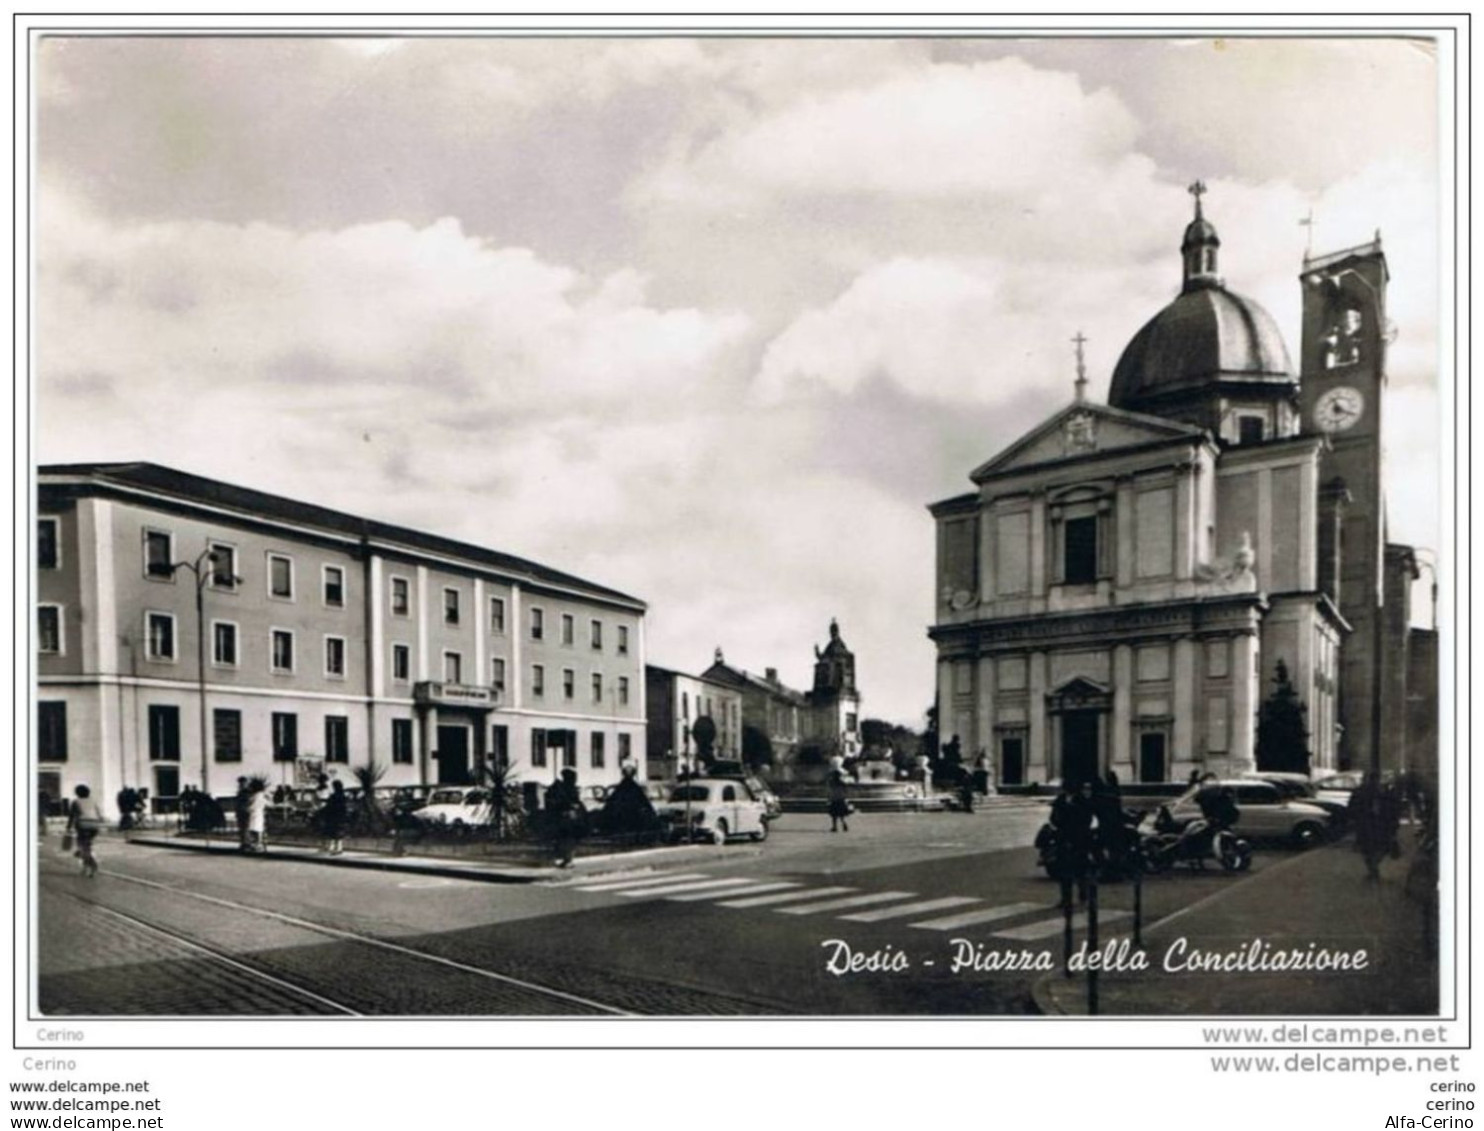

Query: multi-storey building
[36,463,647,815]
[643,663,744,778]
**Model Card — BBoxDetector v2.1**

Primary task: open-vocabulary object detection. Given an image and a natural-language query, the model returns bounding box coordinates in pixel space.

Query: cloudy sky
[35,30,1444,726]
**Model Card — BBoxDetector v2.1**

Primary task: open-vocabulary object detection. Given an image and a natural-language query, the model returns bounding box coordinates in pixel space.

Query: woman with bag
[827,766,853,833]
[66,784,106,878]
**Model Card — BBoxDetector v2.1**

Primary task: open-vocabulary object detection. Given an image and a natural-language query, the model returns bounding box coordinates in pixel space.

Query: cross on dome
[1188,179,1208,218]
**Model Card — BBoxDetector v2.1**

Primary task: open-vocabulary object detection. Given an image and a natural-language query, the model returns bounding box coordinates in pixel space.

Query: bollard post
[1133,855,1144,949]
[1087,875,1100,1016]
[1062,891,1074,978]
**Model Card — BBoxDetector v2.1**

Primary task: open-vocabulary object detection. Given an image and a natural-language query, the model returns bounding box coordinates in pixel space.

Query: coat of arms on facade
[1063,410,1097,454]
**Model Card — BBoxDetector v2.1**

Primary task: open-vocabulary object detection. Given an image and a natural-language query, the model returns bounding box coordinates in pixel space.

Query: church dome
[1109,183,1293,413]
[1108,285,1294,409]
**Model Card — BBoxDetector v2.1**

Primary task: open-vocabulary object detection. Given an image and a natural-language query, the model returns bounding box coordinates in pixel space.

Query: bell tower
[1298,237,1389,771]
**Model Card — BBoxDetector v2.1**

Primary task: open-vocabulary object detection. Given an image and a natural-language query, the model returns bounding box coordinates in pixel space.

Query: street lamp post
[172,548,232,799]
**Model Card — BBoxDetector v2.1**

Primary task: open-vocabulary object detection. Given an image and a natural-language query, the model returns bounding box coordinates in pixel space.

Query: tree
[691,715,718,765]
[741,724,773,769]
[1255,659,1312,775]
[351,759,389,836]
[478,755,520,840]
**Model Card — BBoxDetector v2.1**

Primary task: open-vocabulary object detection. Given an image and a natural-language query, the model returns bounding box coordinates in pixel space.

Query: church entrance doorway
[1139,732,1168,783]
[1060,710,1100,786]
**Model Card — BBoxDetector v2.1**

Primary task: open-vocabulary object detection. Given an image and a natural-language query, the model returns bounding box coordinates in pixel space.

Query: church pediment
[1046,675,1112,710]
[971,403,1206,482]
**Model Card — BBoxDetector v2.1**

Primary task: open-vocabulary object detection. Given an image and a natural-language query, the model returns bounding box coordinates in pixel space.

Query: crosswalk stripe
[667,881,800,902]
[719,886,856,909]
[776,891,917,916]
[617,877,759,898]
[908,902,1045,931]
[576,873,710,892]
[840,896,980,923]
[993,910,1132,941]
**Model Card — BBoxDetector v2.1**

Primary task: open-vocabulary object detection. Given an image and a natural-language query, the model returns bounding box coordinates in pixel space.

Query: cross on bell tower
[1181,179,1220,292]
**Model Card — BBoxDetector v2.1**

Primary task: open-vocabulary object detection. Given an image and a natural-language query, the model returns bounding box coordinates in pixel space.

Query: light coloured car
[1165,779,1332,848]
[1313,770,1365,809]
[411,786,493,832]
[1242,771,1349,829]
[657,778,769,844]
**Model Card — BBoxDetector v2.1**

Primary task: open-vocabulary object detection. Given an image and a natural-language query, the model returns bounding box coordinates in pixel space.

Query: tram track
[41,860,784,1015]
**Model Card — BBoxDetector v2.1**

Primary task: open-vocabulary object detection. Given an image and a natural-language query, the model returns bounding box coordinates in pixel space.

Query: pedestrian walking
[1050,778,1096,909]
[545,768,585,867]
[322,780,349,855]
[246,780,269,854]
[1349,770,1397,882]
[827,766,852,832]
[234,777,251,852]
[66,784,106,878]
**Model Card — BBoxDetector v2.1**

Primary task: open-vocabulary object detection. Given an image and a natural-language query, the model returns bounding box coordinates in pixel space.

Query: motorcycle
[1141,805,1253,873]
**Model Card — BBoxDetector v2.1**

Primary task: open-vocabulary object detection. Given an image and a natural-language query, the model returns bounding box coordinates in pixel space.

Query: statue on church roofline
[1195,530,1258,593]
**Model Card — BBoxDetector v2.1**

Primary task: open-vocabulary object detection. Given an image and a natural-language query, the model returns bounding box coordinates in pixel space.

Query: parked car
[1313,770,1365,810]
[1243,771,1349,831]
[410,786,494,832]
[1161,779,1331,848]
[656,778,770,844]
[705,771,781,820]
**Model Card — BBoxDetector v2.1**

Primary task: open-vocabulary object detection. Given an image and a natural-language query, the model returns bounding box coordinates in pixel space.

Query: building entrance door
[1060,710,1100,786]
[436,725,471,784]
[1139,732,1168,783]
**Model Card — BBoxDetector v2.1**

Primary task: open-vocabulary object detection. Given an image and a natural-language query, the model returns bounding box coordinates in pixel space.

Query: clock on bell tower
[1298,238,1389,771]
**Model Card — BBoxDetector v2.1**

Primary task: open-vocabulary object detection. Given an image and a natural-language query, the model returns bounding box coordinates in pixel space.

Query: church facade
[929,187,1422,786]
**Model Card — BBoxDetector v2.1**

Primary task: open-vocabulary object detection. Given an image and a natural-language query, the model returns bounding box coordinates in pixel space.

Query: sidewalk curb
[126,835,548,884]
[123,835,761,885]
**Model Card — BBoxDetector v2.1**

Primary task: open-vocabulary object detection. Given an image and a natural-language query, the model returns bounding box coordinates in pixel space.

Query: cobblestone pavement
[37,855,783,1016]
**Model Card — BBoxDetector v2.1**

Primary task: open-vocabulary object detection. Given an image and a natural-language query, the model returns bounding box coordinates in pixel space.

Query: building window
[212,621,238,667]
[324,565,345,607]
[530,607,544,640]
[143,529,175,579]
[592,672,603,704]
[38,518,59,570]
[391,576,410,616]
[1063,515,1099,585]
[591,620,603,650]
[268,553,294,599]
[213,708,242,763]
[392,643,410,682]
[325,716,349,764]
[491,657,506,694]
[617,676,629,706]
[146,612,176,661]
[325,636,347,678]
[444,651,463,684]
[845,712,858,733]
[562,668,575,700]
[1138,730,1169,783]
[392,718,413,764]
[591,732,606,769]
[444,587,460,625]
[1237,415,1266,445]
[271,628,295,673]
[490,597,506,635]
[682,691,689,720]
[531,727,548,768]
[617,733,631,764]
[560,732,577,769]
[38,605,62,654]
[532,664,545,698]
[272,712,298,761]
[561,614,574,646]
[38,701,67,762]
[210,543,238,590]
[490,725,510,769]
[148,704,181,761]
[617,625,629,655]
